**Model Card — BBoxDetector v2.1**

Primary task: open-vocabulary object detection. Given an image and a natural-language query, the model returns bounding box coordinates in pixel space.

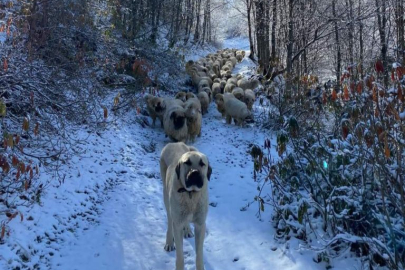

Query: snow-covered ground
[0,38,360,270]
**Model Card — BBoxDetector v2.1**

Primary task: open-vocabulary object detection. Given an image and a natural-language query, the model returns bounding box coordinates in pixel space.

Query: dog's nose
[186,169,203,189]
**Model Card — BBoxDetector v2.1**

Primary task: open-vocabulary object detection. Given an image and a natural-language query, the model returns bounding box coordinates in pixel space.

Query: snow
[0,38,361,270]
[0,33,5,44]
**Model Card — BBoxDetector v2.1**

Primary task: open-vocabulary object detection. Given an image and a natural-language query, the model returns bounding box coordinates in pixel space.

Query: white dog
[160,142,212,270]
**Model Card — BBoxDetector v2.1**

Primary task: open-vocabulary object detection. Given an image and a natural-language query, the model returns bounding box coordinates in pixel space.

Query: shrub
[253,63,405,269]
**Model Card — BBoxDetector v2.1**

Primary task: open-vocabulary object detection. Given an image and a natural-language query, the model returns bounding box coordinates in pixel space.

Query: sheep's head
[184,100,201,119]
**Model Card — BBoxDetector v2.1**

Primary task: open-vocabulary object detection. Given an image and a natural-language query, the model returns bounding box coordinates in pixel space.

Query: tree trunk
[246,0,255,59]
[359,0,364,79]
[346,0,354,66]
[396,0,405,64]
[332,0,341,88]
[271,0,277,60]
[376,0,388,87]
[194,0,202,42]
[286,0,294,92]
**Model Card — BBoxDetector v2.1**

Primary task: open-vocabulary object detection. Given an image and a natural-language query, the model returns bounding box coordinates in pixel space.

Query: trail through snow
[1,38,358,270]
[51,47,325,270]
[52,104,322,270]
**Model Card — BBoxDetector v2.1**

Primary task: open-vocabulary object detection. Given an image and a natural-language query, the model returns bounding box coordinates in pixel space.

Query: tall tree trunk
[376,0,388,87]
[271,0,277,60]
[246,0,255,59]
[150,0,162,43]
[346,0,354,66]
[286,0,294,92]
[396,0,405,64]
[194,0,202,42]
[300,0,307,74]
[332,0,341,88]
[359,0,364,79]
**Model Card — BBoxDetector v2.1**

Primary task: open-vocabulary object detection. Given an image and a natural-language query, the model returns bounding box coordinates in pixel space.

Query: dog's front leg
[164,191,175,251]
[194,222,206,270]
[173,224,185,270]
[164,217,175,251]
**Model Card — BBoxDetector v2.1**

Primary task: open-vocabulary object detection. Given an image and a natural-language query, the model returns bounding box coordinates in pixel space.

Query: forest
[0,0,404,269]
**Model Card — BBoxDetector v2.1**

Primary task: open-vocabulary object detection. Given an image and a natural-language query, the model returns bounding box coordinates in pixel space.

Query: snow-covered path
[50,101,323,270]
[49,42,327,270]
[1,40,339,270]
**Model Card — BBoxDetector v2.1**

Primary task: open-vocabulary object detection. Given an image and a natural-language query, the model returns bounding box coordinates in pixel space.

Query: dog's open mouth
[185,169,203,189]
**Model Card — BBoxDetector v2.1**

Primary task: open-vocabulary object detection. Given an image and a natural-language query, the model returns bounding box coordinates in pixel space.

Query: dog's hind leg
[194,222,206,270]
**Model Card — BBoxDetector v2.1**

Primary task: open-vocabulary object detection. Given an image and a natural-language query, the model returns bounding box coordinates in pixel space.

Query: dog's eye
[199,159,205,167]
[184,159,192,166]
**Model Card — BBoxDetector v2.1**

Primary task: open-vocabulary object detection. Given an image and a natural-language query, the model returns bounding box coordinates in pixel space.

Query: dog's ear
[207,165,212,181]
[175,162,181,180]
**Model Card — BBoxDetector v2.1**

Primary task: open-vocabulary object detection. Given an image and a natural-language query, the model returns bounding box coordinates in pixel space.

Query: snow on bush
[252,63,405,269]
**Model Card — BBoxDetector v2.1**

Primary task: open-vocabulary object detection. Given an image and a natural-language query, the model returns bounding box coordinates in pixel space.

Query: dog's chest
[171,193,207,223]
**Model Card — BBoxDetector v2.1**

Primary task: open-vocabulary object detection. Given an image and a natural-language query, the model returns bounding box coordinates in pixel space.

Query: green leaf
[298,201,308,224]
[0,100,6,117]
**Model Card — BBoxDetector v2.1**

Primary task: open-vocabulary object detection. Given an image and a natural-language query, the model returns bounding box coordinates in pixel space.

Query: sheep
[236,52,243,62]
[224,93,251,127]
[244,89,255,110]
[232,87,245,101]
[199,86,213,103]
[227,76,238,86]
[212,82,222,97]
[186,92,197,100]
[197,91,210,115]
[192,71,212,88]
[183,98,202,142]
[175,91,187,102]
[224,82,236,93]
[198,79,211,92]
[185,60,195,75]
[220,79,227,91]
[237,78,261,90]
[215,93,226,117]
[229,56,237,67]
[163,100,188,142]
[144,94,165,127]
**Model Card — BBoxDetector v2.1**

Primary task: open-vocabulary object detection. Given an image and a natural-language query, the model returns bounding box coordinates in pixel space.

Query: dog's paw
[183,226,194,238]
[164,243,175,252]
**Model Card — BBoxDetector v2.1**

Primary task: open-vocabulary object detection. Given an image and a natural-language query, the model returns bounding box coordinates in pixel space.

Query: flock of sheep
[144,48,262,143]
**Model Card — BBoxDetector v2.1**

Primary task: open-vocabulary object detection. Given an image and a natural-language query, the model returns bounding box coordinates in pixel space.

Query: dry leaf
[7,134,13,148]
[372,86,378,102]
[103,107,108,119]
[34,122,39,136]
[3,58,7,72]
[356,82,363,94]
[16,169,20,181]
[375,60,384,73]
[343,85,349,101]
[384,135,390,158]
[398,84,403,102]
[22,117,29,132]
[331,89,337,101]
